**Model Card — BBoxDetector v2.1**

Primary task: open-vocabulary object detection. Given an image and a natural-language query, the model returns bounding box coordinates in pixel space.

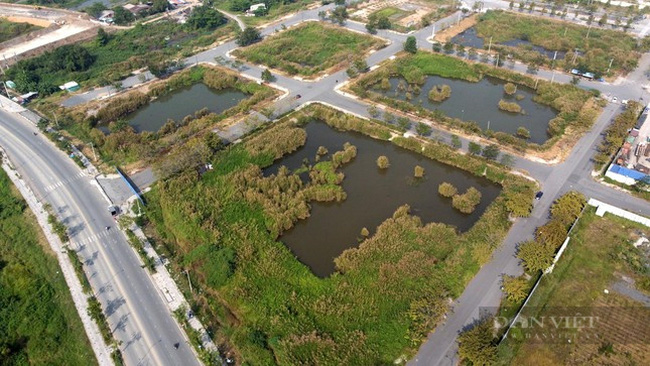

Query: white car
[612,97,618,103]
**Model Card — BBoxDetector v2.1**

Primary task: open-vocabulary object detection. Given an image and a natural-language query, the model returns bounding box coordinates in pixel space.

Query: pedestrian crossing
[43,171,87,193]
[74,230,112,247]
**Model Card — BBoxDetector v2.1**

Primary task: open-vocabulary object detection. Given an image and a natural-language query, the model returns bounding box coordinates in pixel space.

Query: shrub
[518,240,554,273]
[481,144,500,160]
[516,126,531,139]
[414,165,425,178]
[452,187,482,214]
[360,227,369,236]
[404,36,417,54]
[451,135,462,149]
[438,182,457,197]
[427,84,452,102]
[503,82,517,95]
[468,142,482,155]
[502,275,528,302]
[498,99,522,113]
[415,122,432,136]
[458,317,497,366]
[376,155,390,169]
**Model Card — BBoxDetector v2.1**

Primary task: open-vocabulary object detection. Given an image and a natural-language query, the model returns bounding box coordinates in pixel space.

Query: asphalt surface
[0,109,199,366]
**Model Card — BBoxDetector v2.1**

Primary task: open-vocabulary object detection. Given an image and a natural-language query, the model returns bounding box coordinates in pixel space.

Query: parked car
[535,191,544,200]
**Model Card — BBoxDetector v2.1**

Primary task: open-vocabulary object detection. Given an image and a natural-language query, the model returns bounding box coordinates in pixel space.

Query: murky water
[451,27,565,60]
[266,121,501,277]
[377,75,558,144]
[124,83,248,133]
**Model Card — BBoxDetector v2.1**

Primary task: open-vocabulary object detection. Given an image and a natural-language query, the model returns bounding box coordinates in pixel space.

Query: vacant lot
[233,22,385,78]
[0,18,41,43]
[498,209,650,364]
[474,10,644,76]
[144,104,536,364]
[0,169,96,365]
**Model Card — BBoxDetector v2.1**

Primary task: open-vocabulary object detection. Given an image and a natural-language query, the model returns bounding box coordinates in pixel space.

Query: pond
[265,121,501,277]
[123,83,248,133]
[451,27,565,60]
[377,75,558,144]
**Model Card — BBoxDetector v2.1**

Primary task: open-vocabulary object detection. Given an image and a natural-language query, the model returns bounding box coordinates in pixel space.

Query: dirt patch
[4,15,52,27]
[433,13,477,42]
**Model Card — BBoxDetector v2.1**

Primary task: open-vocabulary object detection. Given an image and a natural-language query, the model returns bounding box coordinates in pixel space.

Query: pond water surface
[377,75,557,144]
[266,121,501,277]
[451,27,566,60]
[124,83,248,133]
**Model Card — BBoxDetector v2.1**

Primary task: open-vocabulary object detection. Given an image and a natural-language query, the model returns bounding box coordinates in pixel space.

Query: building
[245,3,266,16]
[605,105,650,185]
[98,10,114,24]
[59,81,80,92]
[123,3,151,16]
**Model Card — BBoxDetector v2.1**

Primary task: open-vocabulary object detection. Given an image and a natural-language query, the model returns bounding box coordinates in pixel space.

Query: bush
[458,317,497,365]
[481,144,500,160]
[438,182,457,197]
[414,165,425,178]
[404,36,417,54]
[504,82,517,95]
[376,155,390,169]
[502,275,528,302]
[186,5,227,30]
[518,240,554,272]
[427,84,451,102]
[516,126,531,139]
[415,122,432,136]
[468,142,482,155]
[498,99,522,113]
[452,187,482,214]
[237,27,262,46]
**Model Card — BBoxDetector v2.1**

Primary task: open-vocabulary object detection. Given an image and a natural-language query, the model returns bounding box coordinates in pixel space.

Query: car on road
[535,191,544,200]
[108,205,119,217]
[612,96,618,103]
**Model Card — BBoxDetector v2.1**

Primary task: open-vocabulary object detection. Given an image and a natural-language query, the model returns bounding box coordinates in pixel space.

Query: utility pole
[606,58,614,74]
[534,78,539,90]
[431,24,436,39]
[185,270,193,293]
[90,142,97,161]
[495,53,499,67]
[551,70,556,83]
[52,112,59,127]
[586,24,592,39]
[488,36,493,53]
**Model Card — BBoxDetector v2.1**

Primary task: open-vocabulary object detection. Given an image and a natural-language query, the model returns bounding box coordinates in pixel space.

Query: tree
[500,153,515,168]
[536,219,569,249]
[367,105,380,118]
[404,36,417,54]
[331,6,348,25]
[261,69,273,82]
[85,2,107,18]
[451,135,462,149]
[397,116,411,130]
[458,317,497,366]
[551,191,586,225]
[318,10,327,20]
[150,0,170,14]
[376,155,390,169]
[468,142,482,155]
[438,182,457,197]
[383,112,395,124]
[237,27,262,46]
[504,187,533,217]
[377,16,391,29]
[502,275,528,302]
[113,7,134,25]
[186,5,227,30]
[96,28,109,46]
[518,240,554,273]
[482,144,500,160]
[415,122,431,136]
[353,59,368,73]
[599,14,608,26]
[366,22,377,34]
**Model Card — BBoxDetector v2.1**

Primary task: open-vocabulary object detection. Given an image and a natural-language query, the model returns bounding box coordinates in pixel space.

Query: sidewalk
[1,149,114,366]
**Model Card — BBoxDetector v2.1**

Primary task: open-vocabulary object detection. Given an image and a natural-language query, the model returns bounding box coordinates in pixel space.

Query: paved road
[42,2,650,365]
[0,110,200,366]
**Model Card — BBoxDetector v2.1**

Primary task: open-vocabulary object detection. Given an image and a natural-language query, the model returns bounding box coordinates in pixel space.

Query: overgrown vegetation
[0,169,96,365]
[517,191,586,273]
[427,84,451,102]
[0,18,41,43]
[474,10,646,76]
[593,101,642,169]
[500,207,650,365]
[60,65,276,168]
[350,51,599,152]
[143,104,536,364]
[498,99,523,113]
[8,17,234,95]
[233,22,385,77]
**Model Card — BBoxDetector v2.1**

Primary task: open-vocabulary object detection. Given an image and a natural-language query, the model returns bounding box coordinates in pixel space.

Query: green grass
[0,18,41,43]
[0,169,96,365]
[475,10,643,75]
[497,208,650,365]
[373,6,411,20]
[144,104,536,365]
[233,22,385,77]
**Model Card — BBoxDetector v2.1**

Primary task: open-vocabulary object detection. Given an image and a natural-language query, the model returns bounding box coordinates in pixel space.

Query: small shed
[59,81,80,92]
